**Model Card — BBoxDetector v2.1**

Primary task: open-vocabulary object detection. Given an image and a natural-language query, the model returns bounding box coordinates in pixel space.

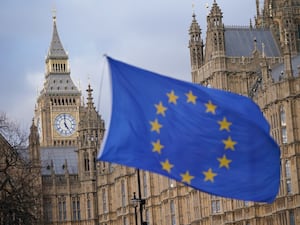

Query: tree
[0,112,42,225]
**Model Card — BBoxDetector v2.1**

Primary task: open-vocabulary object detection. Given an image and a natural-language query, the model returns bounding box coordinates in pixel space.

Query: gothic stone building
[30,14,105,224]
[29,0,300,225]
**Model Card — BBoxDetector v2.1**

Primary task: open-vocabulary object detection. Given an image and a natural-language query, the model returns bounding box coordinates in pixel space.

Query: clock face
[54,113,76,136]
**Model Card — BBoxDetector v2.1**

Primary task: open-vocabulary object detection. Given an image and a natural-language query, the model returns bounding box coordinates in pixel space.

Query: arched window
[72,196,80,220]
[143,173,148,197]
[87,196,91,219]
[280,106,286,125]
[102,189,107,213]
[121,180,126,207]
[170,200,176,225]
[93,152,97,171]
[211,195,221,214]
[280,106,287,144]
[285,160,292,194]
[84,152,90,171]
[285,160,291,178]
[44,198,53,222]
[58,196,67,221]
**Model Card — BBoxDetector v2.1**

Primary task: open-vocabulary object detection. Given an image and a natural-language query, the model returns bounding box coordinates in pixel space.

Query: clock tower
[35,14,82,147]
[29,12,105,224]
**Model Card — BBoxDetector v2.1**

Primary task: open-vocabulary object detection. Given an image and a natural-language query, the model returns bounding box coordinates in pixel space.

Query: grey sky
[0,1,256,129]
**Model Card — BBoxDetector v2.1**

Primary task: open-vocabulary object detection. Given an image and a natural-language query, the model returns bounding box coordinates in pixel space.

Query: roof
[224,27,281,57]
[41,16,80,96]
[271,54,300,81]
[46,17,68,59]
[40,73,81,95]
[41,147,78,175]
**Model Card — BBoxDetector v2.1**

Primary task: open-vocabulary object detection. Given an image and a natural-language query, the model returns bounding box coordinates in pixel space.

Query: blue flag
[98,56,280,203]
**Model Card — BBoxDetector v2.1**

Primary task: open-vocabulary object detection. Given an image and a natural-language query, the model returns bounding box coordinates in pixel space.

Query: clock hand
[64,121,70,130]
[62,114,70,130]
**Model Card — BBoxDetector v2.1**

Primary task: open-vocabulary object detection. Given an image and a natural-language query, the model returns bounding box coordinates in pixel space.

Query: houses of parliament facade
[28,0,300,224]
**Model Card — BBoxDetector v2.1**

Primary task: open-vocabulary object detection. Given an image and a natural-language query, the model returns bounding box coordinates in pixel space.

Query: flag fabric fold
[98,56,280,203]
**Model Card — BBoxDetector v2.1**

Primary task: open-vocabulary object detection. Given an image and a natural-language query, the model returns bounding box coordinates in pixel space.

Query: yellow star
[222,136,237,151]
[155,102,167,117]
[205,100,217,114]
[217,155,232,169]
[167,90,179,104]
[186,90,197,104]
[150,119,162,133]
[218,117,232,131]
[203,168,217,182]
[152,139,164,154]
[180,171,194,184]
[161,159,174,173]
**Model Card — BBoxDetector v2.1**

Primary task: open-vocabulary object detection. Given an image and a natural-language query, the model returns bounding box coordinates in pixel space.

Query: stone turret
[189,13,204,71]
[205,0,225,60]
[29,119,40,165]
[77,84,105,181]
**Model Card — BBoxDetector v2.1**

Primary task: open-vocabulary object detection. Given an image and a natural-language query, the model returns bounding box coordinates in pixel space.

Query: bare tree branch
[0,111,42,225]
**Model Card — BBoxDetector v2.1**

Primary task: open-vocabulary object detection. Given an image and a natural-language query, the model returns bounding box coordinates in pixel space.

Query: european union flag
[98,56,280,203]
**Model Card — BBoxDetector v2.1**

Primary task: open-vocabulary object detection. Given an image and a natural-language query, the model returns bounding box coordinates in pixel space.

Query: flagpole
[131,169,146,225]
[137,169,145,225]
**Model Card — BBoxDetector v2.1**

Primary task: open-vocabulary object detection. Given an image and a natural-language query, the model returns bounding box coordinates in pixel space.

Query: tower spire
[47,12,68,60]
[44,11,72,77]
[86,84,95,109]
[52,8,56,22]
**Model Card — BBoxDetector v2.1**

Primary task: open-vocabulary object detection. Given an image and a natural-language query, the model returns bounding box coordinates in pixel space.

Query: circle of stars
[149,89,237,186]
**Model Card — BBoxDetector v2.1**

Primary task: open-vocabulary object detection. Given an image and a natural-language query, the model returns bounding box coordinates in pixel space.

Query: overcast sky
[0,1,257,130]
